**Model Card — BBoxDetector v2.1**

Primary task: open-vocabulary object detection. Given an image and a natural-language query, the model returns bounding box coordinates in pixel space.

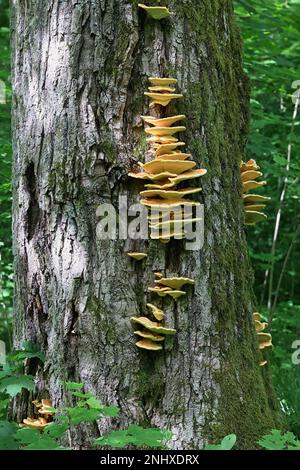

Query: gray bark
[11,0,281,449]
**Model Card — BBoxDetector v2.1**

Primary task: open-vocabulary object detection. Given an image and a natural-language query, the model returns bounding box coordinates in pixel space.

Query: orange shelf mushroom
[127,252,148,261]
[138,4,171,20]
[241,160,270,225]
[253,312,273,367]
[22,399,55,430]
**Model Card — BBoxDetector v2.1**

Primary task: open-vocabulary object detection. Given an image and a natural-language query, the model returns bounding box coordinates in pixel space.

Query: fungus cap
[140,187,201,200]
[131,316,176,335]
[243,204,266,212]
[134,330,165,342]
[154,142,186,156]
[241,170,263,183]
[141,199,200,209]
[144,92,183,107]
[243,194,271,203]
[136,339,163,351]
[129,171,177,181]
[22,417,49,430]
[166,169,207,187]
[240,159,260,172]
[253,312,262,321]
[258,333,273,350]
[242,180,267,193]
[254,320,269,333]
[146,303,165,321]
[145,126,186,137]
[141,115,186,127]
[138,4,171,20]
[149,77,177,86]
[245,210,268,225]
[143,160,196,175]
[155,153,191,161]
[166,290,186,300]
[146,135,178,144]
[127,252,148,260]
[155,277,195,290]
[260,361,268,367]
[148,86,176,93]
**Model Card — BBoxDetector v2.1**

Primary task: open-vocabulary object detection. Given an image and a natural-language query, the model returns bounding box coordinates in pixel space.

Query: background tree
[10,0,282,449]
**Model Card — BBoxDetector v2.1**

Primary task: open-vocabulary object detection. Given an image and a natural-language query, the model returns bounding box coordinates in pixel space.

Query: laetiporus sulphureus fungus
[253,312,273,366]
[136,339,163,351]
[147,303,165,321]
[138,4,171,20]
[22,399,55,430]
[131,316,176,335]
[127,252,148,260]
[241,160,270,225]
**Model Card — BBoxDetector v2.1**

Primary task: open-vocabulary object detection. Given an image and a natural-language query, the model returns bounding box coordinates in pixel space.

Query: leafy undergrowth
[0,343,299,450]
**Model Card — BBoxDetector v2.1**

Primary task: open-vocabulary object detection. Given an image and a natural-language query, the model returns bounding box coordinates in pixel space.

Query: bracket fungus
[253,312,273,366]
[147,303,165,321]
[144,126,186,137]
[155,277,195,290]
[127,252,148,260]
[138,4,171,20]
[142,115,186,127]
[127,76,206,348]
[136,339,163,351]
[241,160,270,225]
[23,399,54,430]
[134,330,165,342]
[131,316,176,335]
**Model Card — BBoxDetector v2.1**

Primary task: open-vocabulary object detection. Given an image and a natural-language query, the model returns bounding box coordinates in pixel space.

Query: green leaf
[68,406,103,425]
[258,430,298,450]
[95,425,171,449]
[0,420,19,450]
[0,375,35,397]
[221,434,237,450]
[65,381,84,391]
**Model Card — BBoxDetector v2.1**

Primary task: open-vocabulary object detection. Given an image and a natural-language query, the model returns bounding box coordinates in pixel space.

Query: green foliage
[0,0,12,348]
[205,434,237,450]
[96,425,172,449]
[0,380,171,450]
[258,429,300,450]
[235,0,300,438]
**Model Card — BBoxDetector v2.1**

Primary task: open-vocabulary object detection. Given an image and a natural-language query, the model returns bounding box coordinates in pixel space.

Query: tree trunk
[11,0,281,449]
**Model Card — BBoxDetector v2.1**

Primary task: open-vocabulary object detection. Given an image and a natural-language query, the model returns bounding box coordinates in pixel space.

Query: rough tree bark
[11,0,282,449]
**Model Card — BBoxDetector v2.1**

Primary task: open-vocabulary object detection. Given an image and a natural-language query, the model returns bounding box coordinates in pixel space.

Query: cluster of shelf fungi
[22,1,273,430]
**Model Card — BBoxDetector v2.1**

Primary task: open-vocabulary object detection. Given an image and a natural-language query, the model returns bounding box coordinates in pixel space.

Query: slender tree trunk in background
[11,0,282,449]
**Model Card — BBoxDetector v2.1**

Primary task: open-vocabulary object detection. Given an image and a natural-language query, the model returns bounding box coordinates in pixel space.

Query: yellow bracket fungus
[241,170,263,183]
[142,115,186,127]
[155,277,195,290]
[148,86,176,93]
[253,312,262,321]
[147,302,165,321]
[146,136,179,145]
[22,417,50,430]
[258,333,273,350]
[242,180,267,193]
[240,159,260,172]
[131,316,176,335]
[245,210,268,225]
[145,126,186,137]
[140,187,201,200]
[141,198,200,209]
[149,77,177,86]
[254,320,269,333]
[155,153,191,161]
[136,339,163,351]
[138,4,171,20]
[154,142,186,155]
[260,360,268,367]
[129,170,177,181]
[144,92,183,107]
[135,330,165,342]
[243,194,271,203]
[127,252,148,260]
